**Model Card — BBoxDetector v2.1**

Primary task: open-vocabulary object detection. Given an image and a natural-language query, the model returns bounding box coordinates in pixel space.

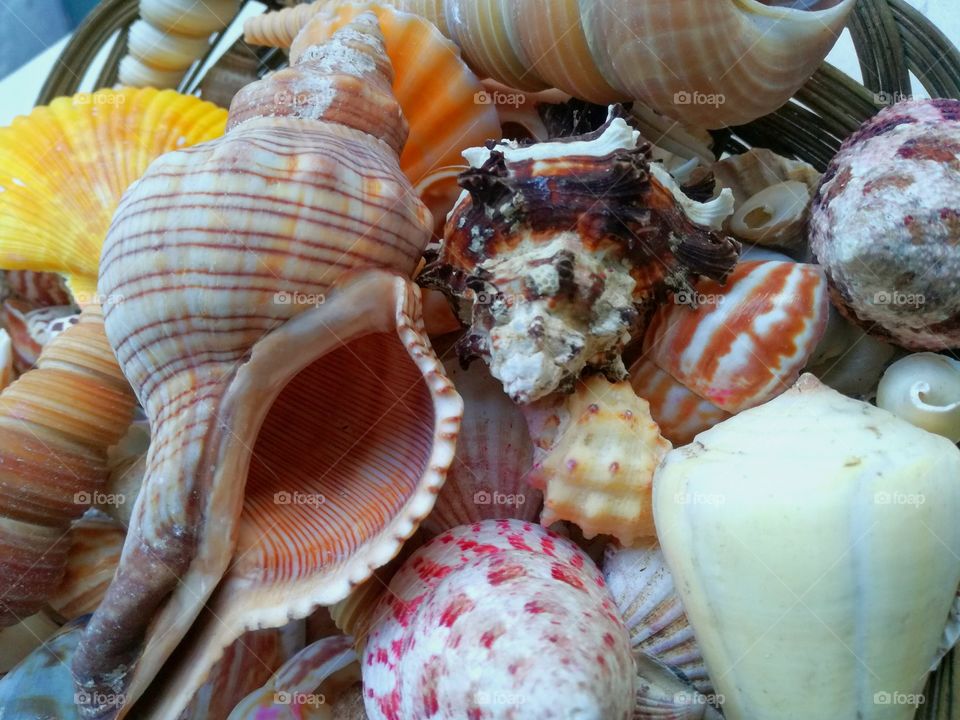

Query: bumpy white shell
[654,375,960,720]
[877,353,960,441]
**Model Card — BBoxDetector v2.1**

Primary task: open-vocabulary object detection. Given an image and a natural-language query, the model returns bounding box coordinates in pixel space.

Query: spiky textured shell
[0,88,226,302]
[644,260,829,414]
[245,0,855,128]
[809,99,960,351]
[629,358,730,446]
[603,540,710,693]
[119,0,238,88]
[362,519,635,720]
[0,308,135,628]
[428,113,739,403]
[526,376,671,545]
[75,17,460,719]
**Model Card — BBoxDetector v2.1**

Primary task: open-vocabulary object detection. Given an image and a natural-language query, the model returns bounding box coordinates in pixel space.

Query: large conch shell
[120,0,238,88]
[524,375,671,545]
[877,353,960,442]
[244,0,856,128]
[0,307,135,628]
[0,88,226,302]
[425,108,739,404]
[249,2,500,235]
[362,519,636,719]
[654,374,960,720]
[73,15,461,719]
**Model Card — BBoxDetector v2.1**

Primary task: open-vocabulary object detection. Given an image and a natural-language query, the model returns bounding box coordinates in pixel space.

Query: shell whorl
[119,0,238,88]
[229,12,408,156]
[77,15,436,716]
[244,0,857,128]
[0,307,135,627]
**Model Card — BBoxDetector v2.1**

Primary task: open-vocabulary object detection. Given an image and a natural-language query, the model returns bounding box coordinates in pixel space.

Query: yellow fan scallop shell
[0,88,227,302]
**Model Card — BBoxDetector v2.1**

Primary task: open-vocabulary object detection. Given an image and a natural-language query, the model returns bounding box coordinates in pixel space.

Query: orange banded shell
[643,260,830,415]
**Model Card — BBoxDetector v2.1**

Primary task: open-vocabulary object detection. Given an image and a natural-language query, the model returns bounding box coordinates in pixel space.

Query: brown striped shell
[73,14,462,719]
[0,306,135,629]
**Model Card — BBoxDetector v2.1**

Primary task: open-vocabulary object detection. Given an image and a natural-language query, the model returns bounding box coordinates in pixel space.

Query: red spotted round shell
[362,518,635,720]
[642,260,829,415]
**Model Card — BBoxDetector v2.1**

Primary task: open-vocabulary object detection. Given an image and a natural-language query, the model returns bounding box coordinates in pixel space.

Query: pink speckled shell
[643,260,829,414]
[810,98,960,351]
[362,519,635,720]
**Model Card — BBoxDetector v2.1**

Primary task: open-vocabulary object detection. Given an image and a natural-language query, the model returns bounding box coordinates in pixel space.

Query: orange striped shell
[74,16,461,718]
[0,307,136,628]
[643,260,829,415]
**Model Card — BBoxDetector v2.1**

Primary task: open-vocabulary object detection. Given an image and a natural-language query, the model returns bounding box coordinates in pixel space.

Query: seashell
[48,516,125,622]
[2,299,79,372]
[729,181,811,250]
[424,108,739,404]
[4,270,72,306]
[524,375,671,545]
[229,634,360,719]
[421,359,539,536]
[0,328,13,391]
[119,0,239,88]
[0,618,89,718]
[628,357,731,447]
[244,0,855,128]
[603,540,710,694]
[809,98,960,351]
[643,260,829,414]
[182,622,306,720]
[713,148,821,207]
[0,611,60,674]
[654,374,960,720]
[362,519,636,720]
[633,653,722,720]
[73,16,461,718]
[0,307,136,629]
[0,88,226,303]
[256,2,501,236]
[877,353,960,442]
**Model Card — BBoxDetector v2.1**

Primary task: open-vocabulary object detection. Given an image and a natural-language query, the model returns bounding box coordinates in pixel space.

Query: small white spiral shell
[877,353,960,442]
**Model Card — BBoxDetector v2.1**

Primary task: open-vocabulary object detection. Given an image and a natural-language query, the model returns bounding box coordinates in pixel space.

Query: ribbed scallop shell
[362,519,636,720]
[421,359,539,535]
[525,376,671,545]
[74,16,461,719]
[629,358,731,447]
[644,260,829,414]
[245,0,855,128]
[603,540,710,693]
[0,88,226,302]
[0,307,135,629]
[254,2,501,235]
[119,0,238,88]
[48,516,125,622]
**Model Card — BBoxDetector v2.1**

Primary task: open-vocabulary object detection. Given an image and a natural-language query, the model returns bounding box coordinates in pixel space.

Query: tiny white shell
[877,353,960,442]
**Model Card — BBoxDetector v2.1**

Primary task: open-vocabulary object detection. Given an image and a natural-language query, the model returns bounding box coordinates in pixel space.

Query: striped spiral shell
[73,15,460,719]
[120,0,239,89]
[0,307,135,628]
[245,0,856,128]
